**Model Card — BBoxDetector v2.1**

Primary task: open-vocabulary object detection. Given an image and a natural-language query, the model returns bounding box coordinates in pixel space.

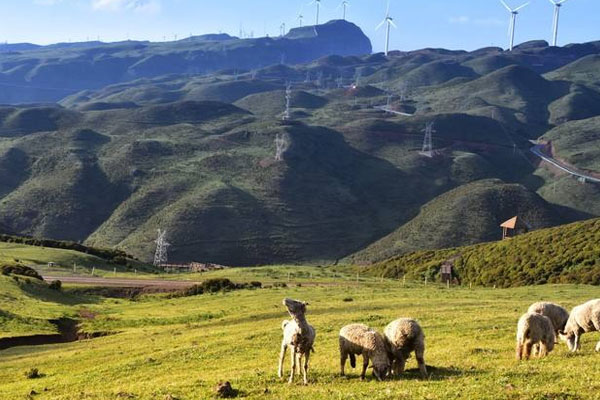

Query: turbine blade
[558,0,568,4]
[548,0,558,4]
[514,2,530,11]
[389,19,398,28]
[500,0,512,12]
[376,19,386,30]
[386,0,391,16]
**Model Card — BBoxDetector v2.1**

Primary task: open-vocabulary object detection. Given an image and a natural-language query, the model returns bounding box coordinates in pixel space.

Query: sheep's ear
[303,301,309,306]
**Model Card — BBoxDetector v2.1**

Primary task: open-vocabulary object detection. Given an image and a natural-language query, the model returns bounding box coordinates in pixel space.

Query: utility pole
[420,122,436,158]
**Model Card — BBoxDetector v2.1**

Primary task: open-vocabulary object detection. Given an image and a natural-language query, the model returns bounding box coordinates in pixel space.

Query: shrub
[1,263,43,281]
[343,297,354,302]
[48,280,62,291]
[25,368,42,379]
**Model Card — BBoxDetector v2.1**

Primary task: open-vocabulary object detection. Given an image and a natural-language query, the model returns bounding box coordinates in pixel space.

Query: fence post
[403,275,406,287]
[91,267,95,276]
[446,280,450,289]
[424,276,427,286]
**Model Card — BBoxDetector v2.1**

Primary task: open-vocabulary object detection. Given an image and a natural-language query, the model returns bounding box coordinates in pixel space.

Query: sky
[0,0,598,52]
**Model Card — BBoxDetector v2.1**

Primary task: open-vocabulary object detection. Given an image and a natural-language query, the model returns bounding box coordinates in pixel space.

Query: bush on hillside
[1,263,43,281]
[178,278,262,297]
[48,280,62,291]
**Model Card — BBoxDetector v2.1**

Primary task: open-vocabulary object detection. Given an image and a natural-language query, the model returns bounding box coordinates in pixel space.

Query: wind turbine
[549,0,569,47]
[337,0,349,20]
[297,13,304,27]
[376,0,397,56]
[500,1,530,51]
[309,0,322,25]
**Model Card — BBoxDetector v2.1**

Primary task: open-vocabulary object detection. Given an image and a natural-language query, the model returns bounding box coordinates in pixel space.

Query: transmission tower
[282,83,292,121]
[420,122,436,158]
[153,229,170,267]
[275,132,289,161]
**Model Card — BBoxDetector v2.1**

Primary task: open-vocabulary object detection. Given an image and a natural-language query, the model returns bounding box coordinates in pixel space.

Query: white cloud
[449,16,470,25]
[448,16,504,27]
[92,0,161,13]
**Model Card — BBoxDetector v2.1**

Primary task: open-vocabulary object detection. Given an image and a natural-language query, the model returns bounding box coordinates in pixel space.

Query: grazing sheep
[278,298,316,385]
[383,318,427,379]
[339,323,390,381]
[559,299,600,353]
[527,302,569,334]
[516,312,555,360]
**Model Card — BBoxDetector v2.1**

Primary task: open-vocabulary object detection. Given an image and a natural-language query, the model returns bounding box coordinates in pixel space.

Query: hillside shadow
[399,364,481,381]
[18,282,100,306]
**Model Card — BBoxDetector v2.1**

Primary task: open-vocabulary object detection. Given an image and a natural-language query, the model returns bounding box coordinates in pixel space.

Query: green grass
[1,280,600,399]
[368,218,600,287]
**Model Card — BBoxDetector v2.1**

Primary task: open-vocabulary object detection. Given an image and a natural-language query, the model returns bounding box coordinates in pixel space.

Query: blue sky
[0,0,598,51]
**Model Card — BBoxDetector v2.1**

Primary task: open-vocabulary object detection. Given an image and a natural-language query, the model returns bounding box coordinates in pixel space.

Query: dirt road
[42,275,197,289]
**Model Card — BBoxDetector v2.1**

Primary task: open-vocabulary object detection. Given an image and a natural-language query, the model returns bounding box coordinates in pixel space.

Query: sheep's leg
[296,353,303,376]
[574,334,581,352]
[278,342,287,378]
[538,342,547,358]
[595,341,600,352]
[515,341,523,361]
[415,346,428,379]
[302,351,310,385]
[340,349,348,376]
[288,348,297,384]
[360,353,369,380]
[524,341,533,360]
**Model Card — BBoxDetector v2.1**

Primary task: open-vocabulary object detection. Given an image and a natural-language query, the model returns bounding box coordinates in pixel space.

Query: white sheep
[339,323,390,381]
[527,301,569,335]
[383,318,427,379]
[516,312,555,360]
[559,299,600,352]
[277,298,316,385]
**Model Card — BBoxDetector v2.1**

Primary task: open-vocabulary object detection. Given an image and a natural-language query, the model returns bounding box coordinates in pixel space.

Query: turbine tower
[338,1,349,20]
[500,1,530,51]
[297,13,304,27]
[549,0,569,47]
[309,0,322,25]
[376,0,397,56]
[153,229,170,267]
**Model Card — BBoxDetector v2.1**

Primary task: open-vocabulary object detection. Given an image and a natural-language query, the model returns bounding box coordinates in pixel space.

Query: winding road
[530,144,600,184]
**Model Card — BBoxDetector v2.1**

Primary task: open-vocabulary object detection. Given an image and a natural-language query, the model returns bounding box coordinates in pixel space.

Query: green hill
[349,179,559,263]
[367,217,600,287]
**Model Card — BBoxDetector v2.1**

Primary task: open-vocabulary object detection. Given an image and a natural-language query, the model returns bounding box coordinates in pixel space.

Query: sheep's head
[283,298,308,316]
[371,363,390,381]
[558,330,576,351]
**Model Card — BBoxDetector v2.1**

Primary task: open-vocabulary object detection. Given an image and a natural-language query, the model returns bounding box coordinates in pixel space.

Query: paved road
[42,275,197,289]
[374,105,414,117]
[530,144,600,183]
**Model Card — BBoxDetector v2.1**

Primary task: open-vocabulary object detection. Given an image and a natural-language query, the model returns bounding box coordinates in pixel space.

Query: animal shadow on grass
[399,365,481,381]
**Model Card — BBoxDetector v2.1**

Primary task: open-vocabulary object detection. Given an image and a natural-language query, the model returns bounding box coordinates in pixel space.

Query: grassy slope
[0,275,86,338]
[1,283,600,399]
[348,179,559,263]
[542,116,600,173]
[367,218,600,287]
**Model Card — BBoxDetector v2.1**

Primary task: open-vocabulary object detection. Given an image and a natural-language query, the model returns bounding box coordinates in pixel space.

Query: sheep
[559,299,600,353]
[527,301,569,335]
[516,312,555,360]
[383,318,427,379]
[339,323,390,381]
[277,298,316,385]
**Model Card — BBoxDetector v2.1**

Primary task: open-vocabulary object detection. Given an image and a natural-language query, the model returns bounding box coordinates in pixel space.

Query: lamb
[527,301,569,335]
[559,299,600,353]
[277,298,316,385]
[339,323,390,381]
[383,318,427,379]
[516,312,555,360]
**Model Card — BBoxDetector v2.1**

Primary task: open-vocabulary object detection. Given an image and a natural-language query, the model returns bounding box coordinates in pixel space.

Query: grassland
[1,276,600,399]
